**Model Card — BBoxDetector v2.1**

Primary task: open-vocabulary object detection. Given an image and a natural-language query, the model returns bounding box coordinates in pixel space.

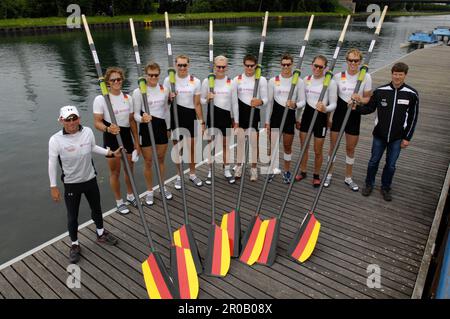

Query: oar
[204,20,231,277]
[81,15,178,299]
[164,12,203,275]
[251,15,315,267]
[129,19,199,299]
[288,6,388,264]
[234,11,271,264]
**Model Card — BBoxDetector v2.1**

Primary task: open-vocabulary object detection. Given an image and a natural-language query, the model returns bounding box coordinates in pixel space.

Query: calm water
[1,14,449,264]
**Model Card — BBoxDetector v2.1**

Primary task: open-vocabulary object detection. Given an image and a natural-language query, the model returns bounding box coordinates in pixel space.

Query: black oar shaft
[310,6,387,212]
[129,19,174,244]
[255,15,314,215]
[208,20,216,224]
[278,15,351,219]
[82,15,156,251]
[164,13,190,223]
[235,11,269,215]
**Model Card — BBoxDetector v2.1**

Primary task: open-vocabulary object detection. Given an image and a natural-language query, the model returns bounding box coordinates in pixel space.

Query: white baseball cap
[59,105,80,120]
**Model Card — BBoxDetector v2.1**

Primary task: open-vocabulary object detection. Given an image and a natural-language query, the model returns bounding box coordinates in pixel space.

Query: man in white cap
[48,106,121,264]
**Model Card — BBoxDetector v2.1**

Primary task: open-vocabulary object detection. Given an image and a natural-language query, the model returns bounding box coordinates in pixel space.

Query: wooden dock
[1,45,449,299]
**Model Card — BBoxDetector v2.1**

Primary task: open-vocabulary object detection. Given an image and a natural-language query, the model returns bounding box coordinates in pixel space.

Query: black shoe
[362,185,373,197]
[381,188,392,201]
[97,231,118,246]
[69,244,81,264]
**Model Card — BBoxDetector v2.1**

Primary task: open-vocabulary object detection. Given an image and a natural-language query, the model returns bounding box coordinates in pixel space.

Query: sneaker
[174,176,182,190]
[69,244,81,264]
[234,165,242,179]
[117,203,130,215]
[268,173,275,183]
[145,192,154,206]
[160,187,173,200]
[313,176,321,188]
[250,168,258,181]
[362,185,373,197]
[205,171,212,185]
[295,172,307,182]
[324,175,332,188]
[345,178,359,192]
[381,188,392,201]
[282,171,292,184]
[189,175,203,187]
[97,231,118,246]
[127,197,138,208]
[224,168,235,184]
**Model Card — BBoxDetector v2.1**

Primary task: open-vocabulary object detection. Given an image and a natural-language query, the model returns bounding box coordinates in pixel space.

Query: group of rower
[48,49,419,264]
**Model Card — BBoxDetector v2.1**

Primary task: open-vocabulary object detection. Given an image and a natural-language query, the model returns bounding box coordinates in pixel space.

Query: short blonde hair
[105,67,125,82]
[176,54,190,63]
[345,48,363,61]
[214,55,228,64]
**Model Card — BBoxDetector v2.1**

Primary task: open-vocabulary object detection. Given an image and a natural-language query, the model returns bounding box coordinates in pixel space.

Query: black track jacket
[356,82,419,142]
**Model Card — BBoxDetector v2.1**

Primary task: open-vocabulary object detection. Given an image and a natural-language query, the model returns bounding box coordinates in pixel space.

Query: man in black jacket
[351,62,419,201]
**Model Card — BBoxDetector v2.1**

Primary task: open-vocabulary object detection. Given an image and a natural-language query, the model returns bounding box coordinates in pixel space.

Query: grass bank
[1,11,449,28]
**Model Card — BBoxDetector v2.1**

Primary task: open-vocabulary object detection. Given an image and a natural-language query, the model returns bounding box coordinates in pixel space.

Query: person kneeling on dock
[48,106,120,264]
[352,62,419,201]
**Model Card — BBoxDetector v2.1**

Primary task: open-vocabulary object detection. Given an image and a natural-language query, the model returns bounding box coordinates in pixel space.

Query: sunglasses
[244,63,256,68]
[216,65,227,69]
[347,59,361,63]
[146,73,160,78]
[109,78,122,83]
[64,115,79,122]
[312,64,325,70]
[281,63,292,67]
[177,64,188,68]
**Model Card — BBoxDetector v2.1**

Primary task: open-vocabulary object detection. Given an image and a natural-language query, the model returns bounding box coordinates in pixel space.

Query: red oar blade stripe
[142,253,177,299]
[221,209,241,257]
[239,217,269,265]
[174,225,190,249]
[288,213,321,262]
[171,246,199,299]
[257,218,280,266]
[205,225,231,277]
[174,224,203,274]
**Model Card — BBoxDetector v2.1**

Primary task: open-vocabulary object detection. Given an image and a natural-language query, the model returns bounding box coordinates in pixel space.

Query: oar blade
[170,246,199,299]
[173,224,203,274]
[239,216,269,265]
[221,209,241,257]
[204,224,231,277]
[287,212,321,263]
[257,218,280,266]
[142,252,179,299]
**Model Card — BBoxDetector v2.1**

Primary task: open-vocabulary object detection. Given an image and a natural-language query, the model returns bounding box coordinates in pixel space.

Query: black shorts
[269,100,296,135]
[170,104,197,139]
[206,104,232,137]
[330,97,361,136]
[139,115,169,147]
[238,99,260,131]
[299,104,328,138]
[103,120,134,154]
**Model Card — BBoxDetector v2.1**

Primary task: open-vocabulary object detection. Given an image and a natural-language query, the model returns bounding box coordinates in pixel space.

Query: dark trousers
[365,136,402,190]
[64,177,104,242]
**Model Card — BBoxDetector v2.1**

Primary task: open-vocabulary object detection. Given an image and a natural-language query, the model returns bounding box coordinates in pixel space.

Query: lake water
[1,14,449,264]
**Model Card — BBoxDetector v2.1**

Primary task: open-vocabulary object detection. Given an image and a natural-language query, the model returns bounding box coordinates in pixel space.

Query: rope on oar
[164,12,203,278]
[82,15,178,299]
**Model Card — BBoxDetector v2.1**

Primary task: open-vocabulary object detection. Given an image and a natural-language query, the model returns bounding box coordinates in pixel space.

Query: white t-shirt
[163,74,201,109]
[200,76,239,119]
[232,73,268,107]
[333,70,372,102]
[266,74,306,124]
[48,126,108,186]
[132,84,170,126]
[303,75,337,112]
[93,92,134,127]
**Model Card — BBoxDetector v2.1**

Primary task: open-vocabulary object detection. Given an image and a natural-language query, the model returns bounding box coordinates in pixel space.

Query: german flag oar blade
[287,213,321,263]
[173,224,203,274]
[204,224,231,277]
[239,216,269,265]
[142,252,179,299]
[170,246,199,299]
[257,218,280,266]
[221,209,241,257]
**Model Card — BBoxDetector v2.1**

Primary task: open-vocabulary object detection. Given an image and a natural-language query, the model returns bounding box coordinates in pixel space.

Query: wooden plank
[0,272,22,299]
[1,266,40,299]
[11,260,59,299]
